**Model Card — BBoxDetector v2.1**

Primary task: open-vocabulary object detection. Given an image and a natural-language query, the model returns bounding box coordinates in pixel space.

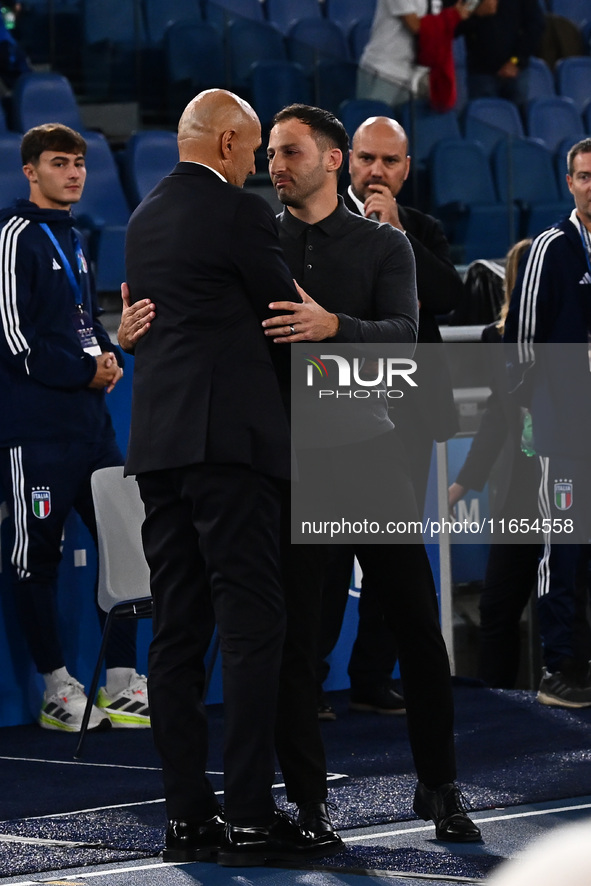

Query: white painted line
[0,756,161,772]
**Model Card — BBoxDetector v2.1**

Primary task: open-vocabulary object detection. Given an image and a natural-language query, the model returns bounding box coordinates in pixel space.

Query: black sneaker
[537,666,591,708]
[349,682,406,715]
[317,692,337,721]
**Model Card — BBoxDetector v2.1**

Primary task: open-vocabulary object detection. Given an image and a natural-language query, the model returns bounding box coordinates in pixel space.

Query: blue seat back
[251,60,313,128]
[339,98,397,140]
[74,131,130,227]
[431,138,498,207]
[144,0,202,46]
[288,17,350,71]
[492,137,561,205]
[266,0,322,34]
[526,96,585,153]
[204,0,265,29]
[227,19,286,93]
[11,71,85,133]
[555,56,591,113]
[164,18,225,87]
[0,134,30,207]
[525,57,556,102]
[122,130,179,208]
[349,16,371,62]
[464,97,525,156]
[325,0,376,33]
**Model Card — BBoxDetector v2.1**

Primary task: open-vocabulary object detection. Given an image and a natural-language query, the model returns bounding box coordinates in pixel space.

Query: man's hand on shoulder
[262,281,339,342]
[89,351,123,393]
[364,185,404,230]
[117,281,155,352]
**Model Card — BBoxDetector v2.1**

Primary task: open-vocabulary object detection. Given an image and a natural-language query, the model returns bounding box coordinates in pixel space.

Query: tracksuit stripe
[537,455,551,599]
[0,217,31,357]
[517,228,563,364]
[9,446,30,580]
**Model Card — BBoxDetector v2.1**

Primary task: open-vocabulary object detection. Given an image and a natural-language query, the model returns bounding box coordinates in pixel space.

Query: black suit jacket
[343,192,461,441]
[125,162,297,480]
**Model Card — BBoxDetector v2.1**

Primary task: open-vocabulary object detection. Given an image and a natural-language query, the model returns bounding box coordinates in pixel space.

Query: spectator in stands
[0,1,30,92]
[356,0,493,107]
[316,115,462,718]
[504,138,591,708]
[0,123,149,734]
[448,238,542,689]
[456,0,545,103]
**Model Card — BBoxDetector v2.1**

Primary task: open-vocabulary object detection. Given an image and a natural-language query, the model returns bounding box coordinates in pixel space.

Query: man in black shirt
[263,104,481,844]
[456,0,544,103]
[315,115,463,719]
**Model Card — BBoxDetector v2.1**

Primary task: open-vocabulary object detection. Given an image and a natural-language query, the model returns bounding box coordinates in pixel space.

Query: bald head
[352,116,409,155]
[178,89,262,187]
[349,116,411,203]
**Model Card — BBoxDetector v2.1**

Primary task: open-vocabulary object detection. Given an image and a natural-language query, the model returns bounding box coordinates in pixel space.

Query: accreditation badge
[73,307,101,355]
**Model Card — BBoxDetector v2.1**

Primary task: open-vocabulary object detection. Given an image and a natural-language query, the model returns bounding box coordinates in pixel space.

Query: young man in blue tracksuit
[0,123,150,732]
[504,137,591,708]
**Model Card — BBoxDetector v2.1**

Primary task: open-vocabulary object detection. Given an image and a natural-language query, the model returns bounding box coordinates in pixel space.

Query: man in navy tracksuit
[0,123,149,732]
[504,137,591,708]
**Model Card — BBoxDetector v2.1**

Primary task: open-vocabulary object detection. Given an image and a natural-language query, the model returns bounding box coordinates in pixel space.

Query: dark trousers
[478,543,540,688]
[316,428,434,690]
[277,542,456,799]
[0,437,136,674]
[138,464,285,825]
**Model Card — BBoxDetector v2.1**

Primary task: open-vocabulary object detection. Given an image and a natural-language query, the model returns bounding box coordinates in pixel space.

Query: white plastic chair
[74,466,153,758]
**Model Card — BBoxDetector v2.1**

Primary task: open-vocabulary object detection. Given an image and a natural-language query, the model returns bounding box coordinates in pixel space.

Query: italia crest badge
[32,487,51,519]
[554,480,573,511]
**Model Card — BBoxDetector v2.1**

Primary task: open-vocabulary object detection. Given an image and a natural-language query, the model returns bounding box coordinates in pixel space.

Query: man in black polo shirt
[263,104,481,844]
[315,114,463,719]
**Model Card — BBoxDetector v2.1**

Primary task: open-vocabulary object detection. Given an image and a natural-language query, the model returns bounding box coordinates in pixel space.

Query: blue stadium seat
[144,0,202,46]
[204,0,265,29]
[315,60,357,115]
[227,19,286,96]
[82,0,146,101]
[0,133,30,207]
[325,0,376,33]
[11,71,85,133]
[554,136,581,203]
[550,0,589,25]
[121,130,179,208]
[287,17,350,73]
[73,132,131,293]
[266,0,322,35]
[526,96,585,153]
[250,60,313,129]
[555,56,591,114]
[492,138,571,238]
[164,18,226,122]
[400,101,461,166]
[349,16,372,62]
[339,98,396,140]
[430,138,517,262]
[464,97,525,156]
[525,57,556,102]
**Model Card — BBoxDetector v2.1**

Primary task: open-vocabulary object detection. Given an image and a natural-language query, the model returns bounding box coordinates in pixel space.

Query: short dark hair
[271,104,349,175]
[21,123,87,166]
[567,137,591,177]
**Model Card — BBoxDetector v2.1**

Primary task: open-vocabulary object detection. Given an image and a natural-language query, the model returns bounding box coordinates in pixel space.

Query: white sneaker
[97,671,150,728]
[39,677,111,732]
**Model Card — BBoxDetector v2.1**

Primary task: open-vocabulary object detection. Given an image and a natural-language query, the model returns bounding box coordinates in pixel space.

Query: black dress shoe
[297,801,344,851]
[163,812,225,862]
[413,782,482,842]
[349,682,406,715]
[217,809,343,866]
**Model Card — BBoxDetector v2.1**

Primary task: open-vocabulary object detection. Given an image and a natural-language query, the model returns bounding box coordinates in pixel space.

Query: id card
[73,308,101,356]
